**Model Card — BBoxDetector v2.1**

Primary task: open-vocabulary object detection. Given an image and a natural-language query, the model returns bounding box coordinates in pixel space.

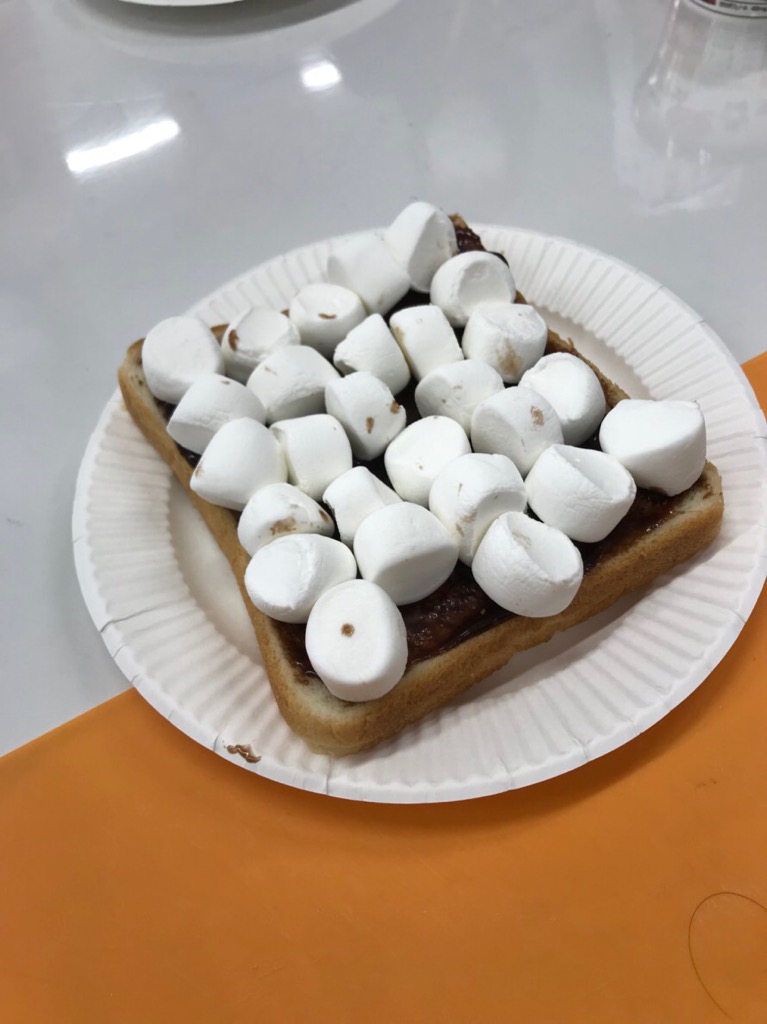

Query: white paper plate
[73,226,767,803]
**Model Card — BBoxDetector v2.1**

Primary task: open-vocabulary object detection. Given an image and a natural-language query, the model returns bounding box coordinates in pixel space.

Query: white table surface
[1,0,765,756]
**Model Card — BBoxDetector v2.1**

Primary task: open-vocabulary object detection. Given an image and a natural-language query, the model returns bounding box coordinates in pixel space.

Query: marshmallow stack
[270,414,352,500]
[323,467,402,547]
[471,386,563,477]
[463,303,547,383]
[384,415,472,506]
[244,534,357,623]
[142,316,224,404]
[168,374,265,455]
[472,512,584,617]
[429,251,516,327]
[247,345,339,423]
[525,445,636,543]
[599,399,706,496]
[237,483,334,556]
[305,580,409,701]
[190,417,286,512]
[288,283,366,359]
[222,308,300,384]
[429,453,526,564]
[333,314,411,395]
[520,353,606,445]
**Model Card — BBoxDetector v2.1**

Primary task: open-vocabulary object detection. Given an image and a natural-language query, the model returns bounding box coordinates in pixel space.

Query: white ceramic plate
[73,226,767,803]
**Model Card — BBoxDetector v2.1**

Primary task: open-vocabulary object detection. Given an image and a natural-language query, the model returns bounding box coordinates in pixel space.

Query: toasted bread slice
[118,323,723,756]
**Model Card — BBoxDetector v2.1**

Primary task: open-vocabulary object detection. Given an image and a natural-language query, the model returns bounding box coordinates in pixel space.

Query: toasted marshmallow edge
[333,314,411,396]
[237,483,334,557]
[354,502,458,606]
[429,251,516,327]
[323,466,402,546]
[326,233,411,315]
[190,417,287,512]
[244,534,357,624]
[384,415,472,506]
[519,352,607,446]
[598,399,707,496]
[472,512,583,618]
[462,303,547,384]
[305,580,408,701]
[525,445,637,544]
[389,304,463,381]
[167,374,266,455]
[414,359,504,433]
[324,371,407,461]
[270,414,353,501]
[222,307,300,383]
[142,316,224,404]
[428,453,527,565]
[247,345,340,424]
[384,201,458,292]
[471,386,564,478]
[288,283,366,359]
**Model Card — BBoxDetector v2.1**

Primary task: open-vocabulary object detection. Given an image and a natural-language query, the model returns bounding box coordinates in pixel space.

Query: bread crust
[118,326,723,756]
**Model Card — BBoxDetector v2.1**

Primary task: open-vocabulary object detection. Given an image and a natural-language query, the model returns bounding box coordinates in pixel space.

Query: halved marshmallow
[384,416,472,506]
[325,371,406,460]
[428,453,526,565]
[354,502,458,605]
[288,283,366,359]
[326,233,410,315]
[472,512,583,617]
[519,353,607,445]
[305,580,408,701]
[333,314,411,396]
[142,316,224,404]
[471,386,563,477]
[237,483,334,556]
[429,251,516,327]
[270,414,353,501]
[323,466,402,546]
[247,345,339,424]
[414,359,504,433]
[167,374,265,455]
[190,418,286,511]
[598,399,707,496]
[462,303,547,383]
[244,534,357,624]
[389,305,463,381]
[525,445,636,543]
[383,201,458,292]
[222,308,300,384]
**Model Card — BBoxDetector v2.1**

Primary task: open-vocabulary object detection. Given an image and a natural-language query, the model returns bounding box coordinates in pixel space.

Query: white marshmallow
[471,386,563,477]
[333,314,411,396]
[222,307,300,384]
[384,416,472,506]
[519,353,607,445]
[472,512,583,617]
[383,201,458,292]
[167,374,265,455]
[142,316,224,404]
[326,233,411,315]
[525,445,637,544]
[598,399,707,496]
[244,534,357,624]
[429,251,516,327]
[462,302,547,383]
[324,371,406,460]
[389,305,463,381]
[428,453,526,565]
[247,345,339,424]
[414,359,504,433]
[288,283,366,359]
[305,580,408,702]
[237,483,334,556]
[323,466,402,546]
[190,418,287,512]
[270,414,353,501]
[354,502,458,605]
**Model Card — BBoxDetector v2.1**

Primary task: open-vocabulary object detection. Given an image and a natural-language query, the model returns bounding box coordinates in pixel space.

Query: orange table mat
[1,356,766,1024]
